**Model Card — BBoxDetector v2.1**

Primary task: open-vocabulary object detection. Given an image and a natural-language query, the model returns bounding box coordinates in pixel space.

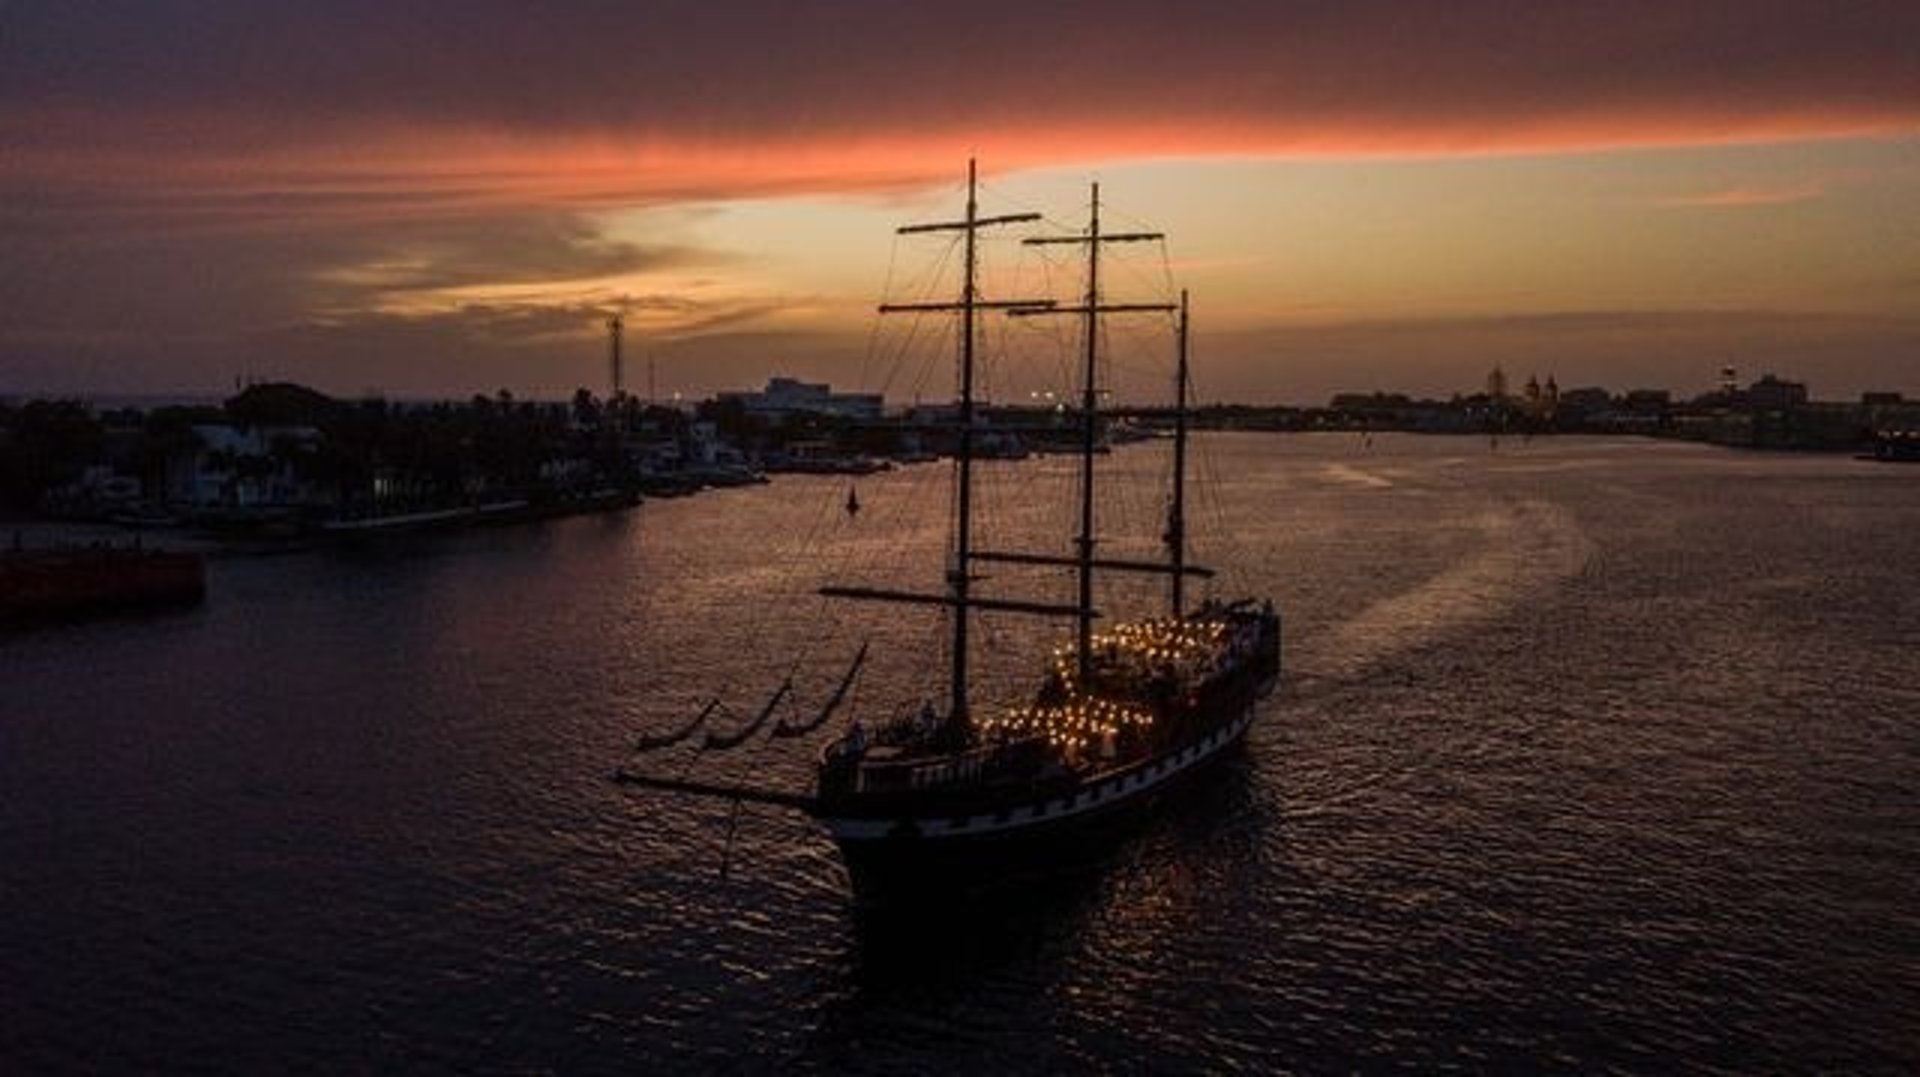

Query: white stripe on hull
[821,706,1259,843]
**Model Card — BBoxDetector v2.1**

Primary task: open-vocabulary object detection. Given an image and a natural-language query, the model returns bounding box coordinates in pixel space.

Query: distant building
[1746,374,1808,411]
[1485,366,1509,402]
[166,424,321,507]
[1557,386,1612,417]
[1518,374,1559,421]
[1623,389,1671,414]
[716,377,883,421]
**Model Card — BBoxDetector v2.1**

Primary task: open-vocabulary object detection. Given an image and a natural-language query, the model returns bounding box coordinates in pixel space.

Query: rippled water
[4,434,1917,1072]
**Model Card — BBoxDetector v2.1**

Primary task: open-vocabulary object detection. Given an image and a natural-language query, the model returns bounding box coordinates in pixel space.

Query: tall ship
[618,161,1281,895]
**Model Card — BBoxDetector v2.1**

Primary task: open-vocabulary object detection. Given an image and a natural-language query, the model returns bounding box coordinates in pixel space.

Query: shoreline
[5,430,1909,560]
[3,490,642,559]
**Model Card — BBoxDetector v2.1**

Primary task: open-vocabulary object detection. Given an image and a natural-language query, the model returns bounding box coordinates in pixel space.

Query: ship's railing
[857,751,985,794]
[844,737,1047,796]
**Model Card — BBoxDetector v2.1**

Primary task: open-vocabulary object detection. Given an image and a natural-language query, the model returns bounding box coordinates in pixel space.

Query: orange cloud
[1654,184,1827,208]
[7,109,1913,240]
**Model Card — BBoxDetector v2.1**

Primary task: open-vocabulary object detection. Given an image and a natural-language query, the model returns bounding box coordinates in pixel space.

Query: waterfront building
[715,377,883,422]
[1623,389,1671,414]
[165,424,322,507]
[1557,386,1612,419]
[1746,374,1808,411]
[1486,366,1509,402]
[1519,374,1559,423]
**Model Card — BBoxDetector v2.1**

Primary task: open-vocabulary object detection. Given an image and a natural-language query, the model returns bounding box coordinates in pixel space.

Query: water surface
[5,434,1917,1071]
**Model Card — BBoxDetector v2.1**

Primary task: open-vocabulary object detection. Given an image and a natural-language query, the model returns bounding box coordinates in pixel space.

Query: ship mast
[866,160,1047,734]
[823,168,1202,728]
[1020,185,1172,683]
[1169,289,1190,618]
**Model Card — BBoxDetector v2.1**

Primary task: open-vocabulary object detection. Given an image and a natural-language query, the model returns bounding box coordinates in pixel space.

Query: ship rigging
[616,161,1281,895]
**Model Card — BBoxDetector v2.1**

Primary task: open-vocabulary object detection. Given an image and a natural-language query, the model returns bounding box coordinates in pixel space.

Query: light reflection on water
[4,434,1918,1071]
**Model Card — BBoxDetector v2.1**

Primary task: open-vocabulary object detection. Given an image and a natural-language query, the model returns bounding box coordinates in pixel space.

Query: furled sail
[635,698,720,752]
[702,679,793,751]
[774,643,868,738]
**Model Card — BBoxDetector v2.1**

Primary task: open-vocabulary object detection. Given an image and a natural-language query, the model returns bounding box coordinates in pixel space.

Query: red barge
[2,543,206,623]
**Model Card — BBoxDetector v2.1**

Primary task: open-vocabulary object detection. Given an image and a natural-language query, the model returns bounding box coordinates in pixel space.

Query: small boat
[1871,429,1920,462]
[109,504,183,530]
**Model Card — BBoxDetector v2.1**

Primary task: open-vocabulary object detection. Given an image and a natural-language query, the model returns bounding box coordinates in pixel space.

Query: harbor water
[4,434,1917,1071]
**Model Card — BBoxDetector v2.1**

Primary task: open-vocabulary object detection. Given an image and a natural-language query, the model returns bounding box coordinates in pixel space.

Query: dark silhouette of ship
[618,162,1281,897]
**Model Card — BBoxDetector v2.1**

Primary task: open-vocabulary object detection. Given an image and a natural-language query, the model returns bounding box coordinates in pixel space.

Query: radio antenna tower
[607,312,625,398]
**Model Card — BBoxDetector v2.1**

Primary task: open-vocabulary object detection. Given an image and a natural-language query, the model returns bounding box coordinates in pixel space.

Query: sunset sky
[3,2,1916,403]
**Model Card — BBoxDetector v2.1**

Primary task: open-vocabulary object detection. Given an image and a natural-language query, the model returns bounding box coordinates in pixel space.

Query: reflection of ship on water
[617,161,1280,899]
[838,744,1265,982]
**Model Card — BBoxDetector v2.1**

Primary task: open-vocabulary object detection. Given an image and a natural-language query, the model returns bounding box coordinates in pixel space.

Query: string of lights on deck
[975,616,1232,750]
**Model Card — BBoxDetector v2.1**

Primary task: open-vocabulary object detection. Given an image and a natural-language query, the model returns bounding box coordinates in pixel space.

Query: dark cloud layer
[6,2,1917,150]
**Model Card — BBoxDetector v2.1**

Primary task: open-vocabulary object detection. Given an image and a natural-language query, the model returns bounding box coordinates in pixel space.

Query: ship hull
[820,693,1266,899]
